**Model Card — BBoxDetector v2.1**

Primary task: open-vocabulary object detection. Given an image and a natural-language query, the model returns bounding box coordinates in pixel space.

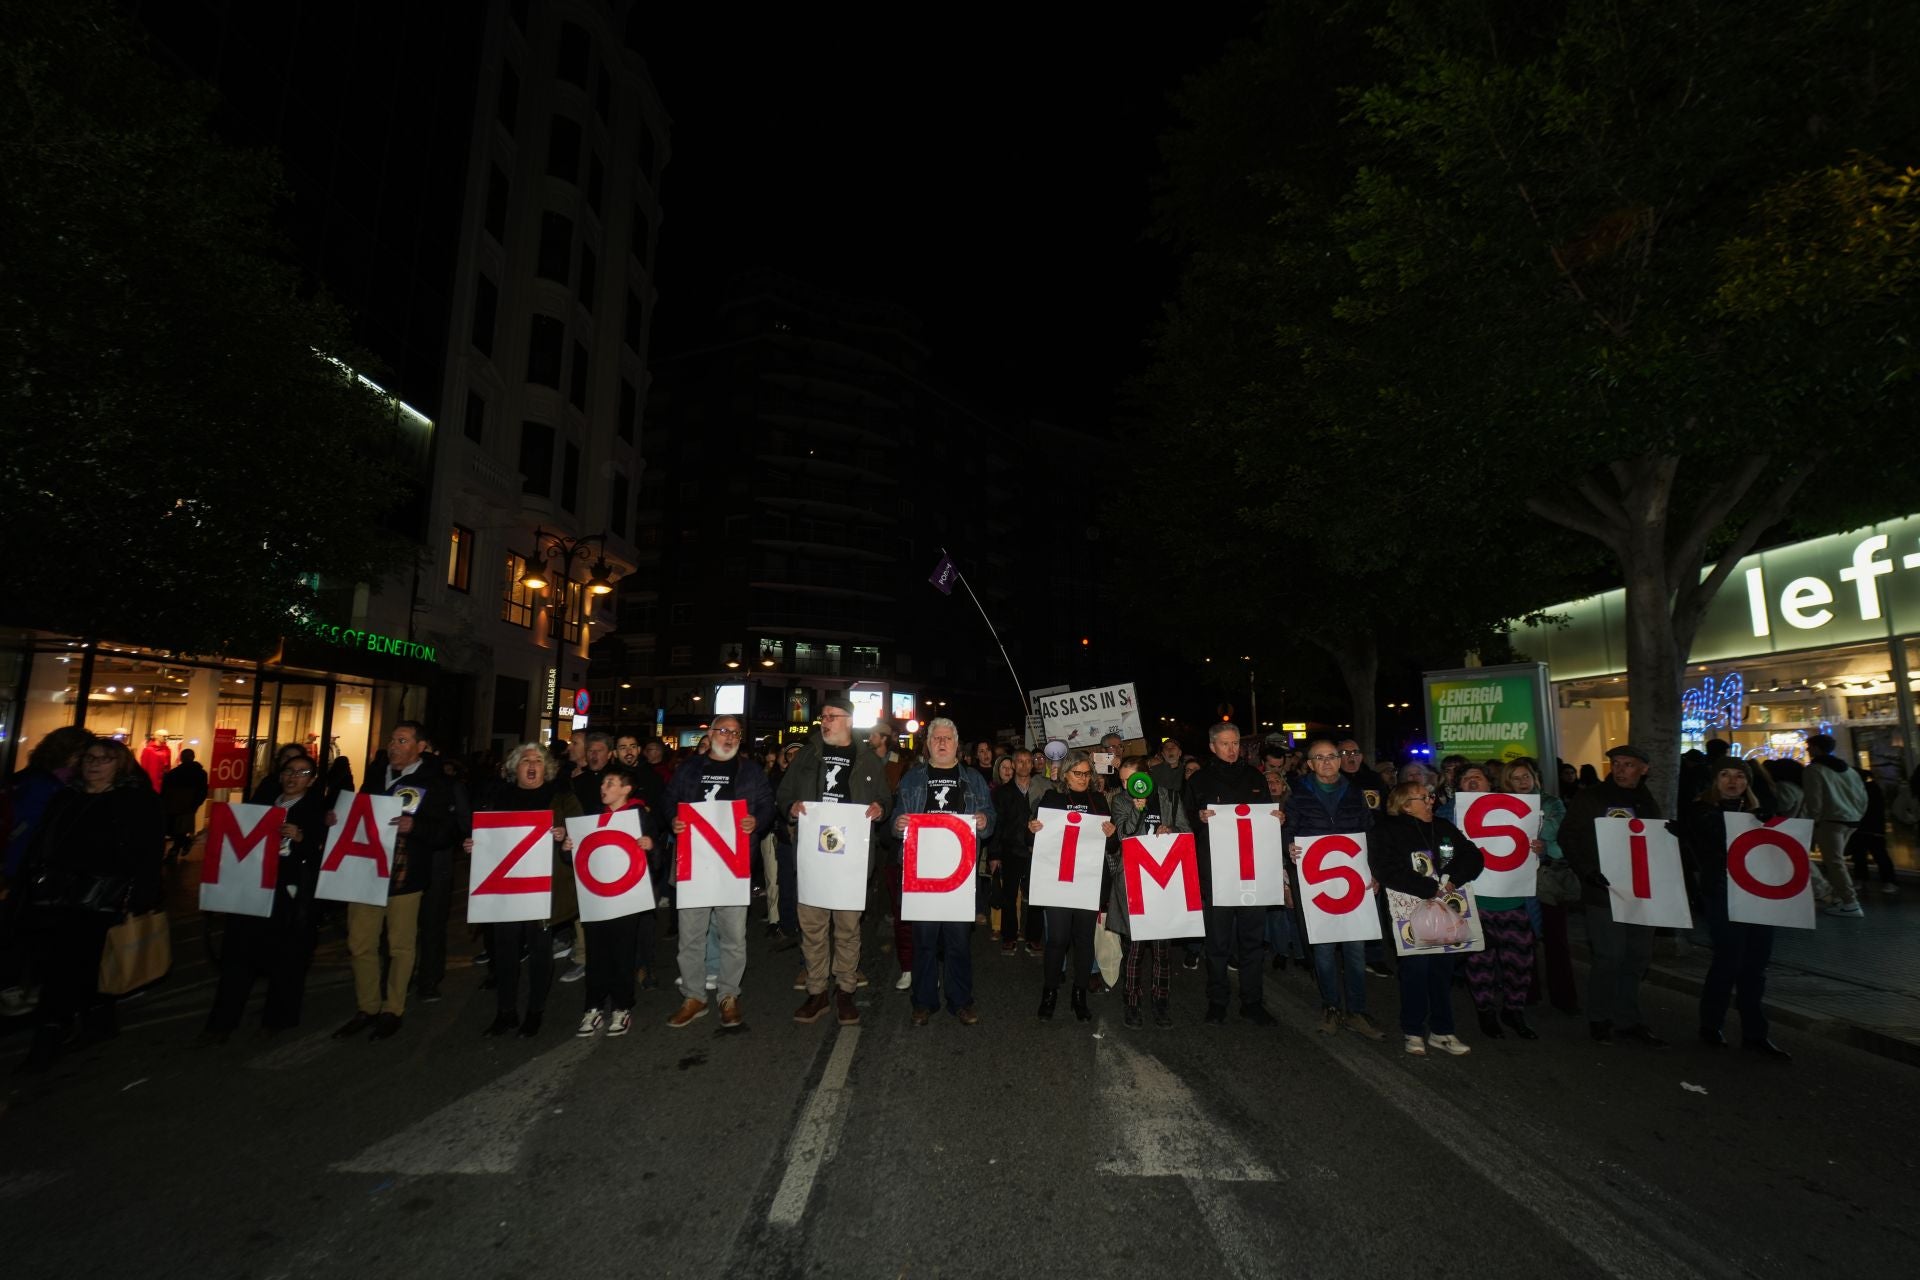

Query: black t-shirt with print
[820,748,855,804]
[697,756,741,803]
[926,765,964,814]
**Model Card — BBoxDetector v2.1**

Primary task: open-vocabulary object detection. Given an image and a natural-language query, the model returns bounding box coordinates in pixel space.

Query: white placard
[1457,792,1541,898]
[1035,682,1144,749]
[900,812,977,922]
[1204,803,1288,907]
[315,791,403,907]
[1595,816,1692,929]
[1028,806,1105,911]
[570,808,656,922]
[199,801,281,918]
[1724,813,1817,930]
[674,800,751,910]
[1297,833,1383,944]
[1385,881,1486,956]
[1121,833,1204,942]
[797,801,873,911]
[468,809,554,924]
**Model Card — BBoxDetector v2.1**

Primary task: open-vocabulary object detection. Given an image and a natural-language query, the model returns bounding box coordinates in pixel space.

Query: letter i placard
[1028,806,1104,911]
[1594,816,1692,929]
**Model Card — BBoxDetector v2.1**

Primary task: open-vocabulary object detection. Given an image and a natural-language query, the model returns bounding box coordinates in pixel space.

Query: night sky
[632,6,1262,424]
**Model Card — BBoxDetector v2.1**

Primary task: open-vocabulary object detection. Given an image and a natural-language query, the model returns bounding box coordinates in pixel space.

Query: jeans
[1583,904,1653,1027]
[490,919,553,1017]
[1310,939,1367,1015]
[1043,906,1096,991]
[1701,889,1773,1041]
[584,914,639,1012]
[677,904,747,999]
[1850,829,1897,887]
[1397,953,1456,1036]
[1205,905,1266,1009]
[910,920,973,1013]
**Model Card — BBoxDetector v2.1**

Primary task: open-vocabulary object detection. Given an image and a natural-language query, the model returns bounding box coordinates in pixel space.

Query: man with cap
[1560,744,1666,1046]
[776,697,890,1026]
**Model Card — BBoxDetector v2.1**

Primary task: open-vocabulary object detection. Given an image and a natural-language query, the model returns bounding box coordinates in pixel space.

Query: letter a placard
[570,808,656,922]
[316,791,403,907]
[1724,813,1816,930]
[1204,804,1287,907]
[200,801,283,918]
[1028,807,1104,911]
[1595,816,1692,929]
[900,812,976,922]
[1121,833,1202,941]
[469,810,554,924]
[674,800,750,909]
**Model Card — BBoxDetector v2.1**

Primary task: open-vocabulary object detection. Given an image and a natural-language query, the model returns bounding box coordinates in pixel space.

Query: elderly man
[1561,743,1665,1046]
[777,697,890,1026]
[1285,736,1385,1040]
[892,718,995,1025]
[573,731,615,815]
[1185,722,1286,1027]
[663,715,775,1030]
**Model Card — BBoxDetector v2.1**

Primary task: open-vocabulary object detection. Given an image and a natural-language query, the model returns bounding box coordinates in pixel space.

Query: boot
[1071,987,1091,1022]
[1153,999,1173,1029]
[1037,987,1057,1020]
[1477,1009,1505,1039]
[1499,1009,1538,1040]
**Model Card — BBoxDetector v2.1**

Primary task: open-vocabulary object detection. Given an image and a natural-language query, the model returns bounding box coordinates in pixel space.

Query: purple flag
[928,554,958,595]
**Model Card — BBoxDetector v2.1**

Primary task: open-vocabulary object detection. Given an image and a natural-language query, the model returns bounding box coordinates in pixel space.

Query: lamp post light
[518,527,618,741]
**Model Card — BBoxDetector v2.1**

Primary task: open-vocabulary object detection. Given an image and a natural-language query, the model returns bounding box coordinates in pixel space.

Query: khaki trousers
[798,903,861,994]
[347,890,422,1016]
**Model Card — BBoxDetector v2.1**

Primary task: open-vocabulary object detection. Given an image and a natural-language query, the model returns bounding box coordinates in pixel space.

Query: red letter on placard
[1463,793,1530,872]
[675,801,749,882]
[203,801,283,890]
[576,820,647,897]
[903,812,975,892]
[473,811,552,897]
[1233,804,1257,880]
[322,792,390,877]
[1124,833,1200,914]
[1626,819,1652,899]
[1303,835,1366,914]
[1058,811,1086,880]
[1727,820,1810,901]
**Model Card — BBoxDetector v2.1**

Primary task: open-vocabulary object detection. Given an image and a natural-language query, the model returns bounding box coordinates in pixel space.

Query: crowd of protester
[0,710,1907,1074]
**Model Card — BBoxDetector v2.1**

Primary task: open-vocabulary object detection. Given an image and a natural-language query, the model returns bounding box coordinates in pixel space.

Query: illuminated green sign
[307,622,437,664]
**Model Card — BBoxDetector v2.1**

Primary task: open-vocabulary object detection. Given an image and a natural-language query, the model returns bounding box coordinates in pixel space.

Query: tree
[1142,0,1918,804]
[0,0,409,655]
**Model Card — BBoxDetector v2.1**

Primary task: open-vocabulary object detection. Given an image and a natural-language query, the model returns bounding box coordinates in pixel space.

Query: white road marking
[1183,1179,1273,1280]
[1095,1034,1278,1182]
[331,1037,597,1175]
[767,1027,861,1228]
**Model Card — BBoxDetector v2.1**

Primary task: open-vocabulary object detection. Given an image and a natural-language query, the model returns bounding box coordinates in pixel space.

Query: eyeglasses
[1339,750,1362,758]
[1068,768,1092,778]
[1308,754,1339,763]
[821,712,849,721]
[711,728,742,738]
[81,753,117,765]
[281,767,317,777]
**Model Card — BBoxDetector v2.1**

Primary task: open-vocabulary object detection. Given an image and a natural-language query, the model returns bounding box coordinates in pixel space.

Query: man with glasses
[663,714,774,1029]
[1185,722,1284,1026]
[892,718,995,1025]
[777,697,890,1026]
[1338,738,1387,810]
[1285,736,1386,1040]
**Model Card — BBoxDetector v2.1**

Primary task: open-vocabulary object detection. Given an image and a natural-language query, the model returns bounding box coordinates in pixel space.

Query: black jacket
[372,754,458,894]
[1368,812,1482,900]
[1183,756,1271,900]
[268,789,332,910]
[1678,797,1774,900]
[1561,778,1663,907]
[26,782,165,914]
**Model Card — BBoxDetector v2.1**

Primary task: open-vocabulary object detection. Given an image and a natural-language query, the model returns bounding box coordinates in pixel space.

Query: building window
[547,115,581,183]
[485,166,509,242]
[471,273,498,355]
[518,420,555,495]
[668,602,692,624]
[618,378,636,443]
[568,342,588,411]
[609,472,630,537]
[502,553,535,627]
[557,578,586,643]
[447,524,474,592]
[586,153,604,215]
[556,21,589,87]
[561,439,581,511]
[496,64,519,135]
[577,244,597,312]
[464,390,485,444]
[526,316,563,388]
[624,288,642,352]
[669,644,692,669]
[537,211,572,282]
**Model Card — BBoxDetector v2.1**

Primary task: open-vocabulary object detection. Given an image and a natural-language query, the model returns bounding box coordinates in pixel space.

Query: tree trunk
[1618,555,1688,815]
[1326,633,1380,760]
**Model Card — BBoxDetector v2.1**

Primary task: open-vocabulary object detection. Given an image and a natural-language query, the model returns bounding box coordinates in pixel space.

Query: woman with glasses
[1026,752,1115,1021]
[201,751,330,1043]
[1369,781,1482,1056]
[20,738,164,1072]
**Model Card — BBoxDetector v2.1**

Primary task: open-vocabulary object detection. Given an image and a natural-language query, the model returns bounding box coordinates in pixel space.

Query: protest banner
[1595,816,1692,929]
[1457,792,1541,898]
[1297,833,1382,945]
[199,801,282,918]
[1120,833,1203,942]
[315,791,403,907]
[797,801,873,911]
[1724,813,1816,930]
[900,812,977,922]
[468,809,554,923]
[1029,806,1106,911]
[570,808,656,922]
[1035,682,1144,749]
[674,800,751,910]
[1204,804,1287,907]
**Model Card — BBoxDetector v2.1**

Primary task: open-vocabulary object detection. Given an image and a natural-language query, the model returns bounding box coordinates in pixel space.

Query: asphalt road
[2,906,1913,1279]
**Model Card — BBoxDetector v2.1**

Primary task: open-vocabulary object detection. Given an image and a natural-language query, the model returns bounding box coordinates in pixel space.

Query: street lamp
[518,527,619,740]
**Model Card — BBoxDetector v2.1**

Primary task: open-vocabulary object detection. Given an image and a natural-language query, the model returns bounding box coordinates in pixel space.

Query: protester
[1560,743,1666,1046]
[19,738,163,1072]
[201,751,328,1042]
[1680,759,1791,1060]
[1285,737,1382,1039]
[573,731,614,815]
[893,718,994,1025]
[1803,733,1869,918]
[1447,765,1539,1040]
[1027,752,1115,1022]
[160,747,209,865]
[576,764,654,1038]
[1369,781,1481,1055]
[990,748,1051,957]
[665,715,774,1030]
[1188,722,1283,1027]
[777,697,890,1027]
[1107,754,1188,1028]
[465,743,580,1038]
[1500,757,1574,1019]
[1337,738,1386,810]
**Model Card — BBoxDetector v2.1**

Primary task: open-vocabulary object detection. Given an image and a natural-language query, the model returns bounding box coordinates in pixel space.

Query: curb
[1636,955,1920,1069]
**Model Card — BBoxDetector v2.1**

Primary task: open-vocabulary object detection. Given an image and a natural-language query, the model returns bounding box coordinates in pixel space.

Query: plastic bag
[1410,896,1470,946]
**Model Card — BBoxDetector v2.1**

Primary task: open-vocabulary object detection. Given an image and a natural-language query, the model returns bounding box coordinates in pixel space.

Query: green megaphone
[1126,772,1154,799]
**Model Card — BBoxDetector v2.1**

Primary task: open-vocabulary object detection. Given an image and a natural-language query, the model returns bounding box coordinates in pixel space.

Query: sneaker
[1001,940,1018,956]
[894,971,912,991]
[558,964,586,984]
[667,998,708,1029]
[576,1010,605,1037]
[1821,902,1866,918]
[793,991,831,1024]
[1880,883,1900,897]
[473,951,491,966]
[705,975,720,991]
[0,986,37,1016]
[1345,1012,1386,1041]
[417,986,442,1003]
[1182,953,1201,971]
[854,971,870,988]
[1427,1033,1471,1056]
[1026,941,1045,958]
[794,968,810,992]
[1364,962,1392,978]
[719,995,743,1028]
[606,1010,632,1038]
[1226,960,1238,973]
[551,939,574,960]
[835,990,861,1026]
[1319,1008,1342,1035]
[1404,1035,1427,1056]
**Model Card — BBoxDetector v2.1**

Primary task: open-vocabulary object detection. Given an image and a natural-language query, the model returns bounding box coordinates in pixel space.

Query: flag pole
[941,546,1031,718]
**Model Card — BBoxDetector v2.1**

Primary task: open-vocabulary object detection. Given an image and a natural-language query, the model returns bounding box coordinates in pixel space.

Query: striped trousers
[1464,907,1535,1012]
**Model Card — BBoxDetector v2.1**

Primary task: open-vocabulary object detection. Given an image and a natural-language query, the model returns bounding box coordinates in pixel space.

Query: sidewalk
[1608,885,1920,1067]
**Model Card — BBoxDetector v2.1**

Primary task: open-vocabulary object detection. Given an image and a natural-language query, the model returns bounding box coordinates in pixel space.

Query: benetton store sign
[1517,513,1920,680]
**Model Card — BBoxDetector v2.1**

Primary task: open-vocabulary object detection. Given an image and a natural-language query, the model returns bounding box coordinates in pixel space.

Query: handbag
[29,869,132,913]
[1410,896,1471,946]
[99,911,172,995]
[1535,858,1583,907]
